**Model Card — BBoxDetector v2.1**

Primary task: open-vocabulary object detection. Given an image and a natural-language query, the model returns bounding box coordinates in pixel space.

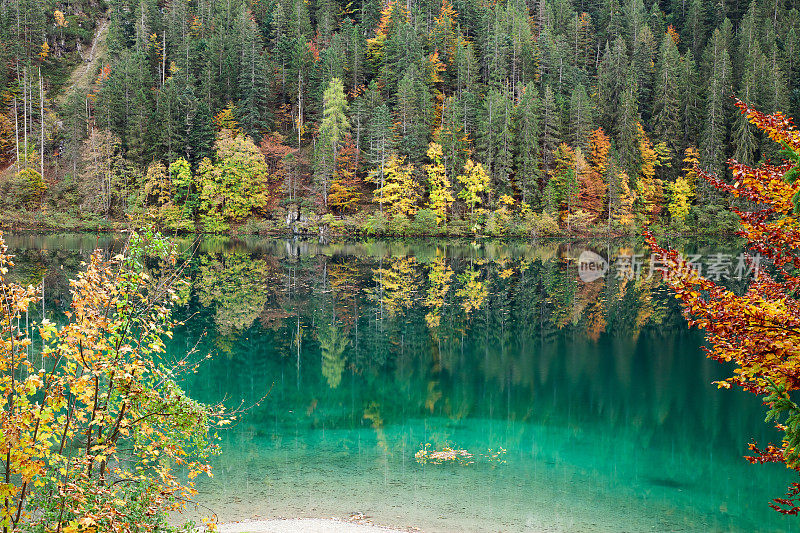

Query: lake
[4,232,797,532]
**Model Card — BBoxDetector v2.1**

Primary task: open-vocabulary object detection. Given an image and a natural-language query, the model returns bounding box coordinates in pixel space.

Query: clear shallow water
[4,233,797,532]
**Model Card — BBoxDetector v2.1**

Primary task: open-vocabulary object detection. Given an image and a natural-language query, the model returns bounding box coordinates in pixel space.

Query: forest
[1,0,798,235]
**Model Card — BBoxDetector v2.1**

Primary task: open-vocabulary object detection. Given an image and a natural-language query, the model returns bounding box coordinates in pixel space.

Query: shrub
[0,229,224,532]
[530,212,560,236]
[387,214,411,235]
[411,208,439,235]
[360,212,388,235]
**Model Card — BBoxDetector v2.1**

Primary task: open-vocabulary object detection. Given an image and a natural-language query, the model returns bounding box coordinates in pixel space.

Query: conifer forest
[2,0,799,234]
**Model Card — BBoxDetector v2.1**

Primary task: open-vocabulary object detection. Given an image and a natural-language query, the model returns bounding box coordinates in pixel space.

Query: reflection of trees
[20,235,770,470]
[369,257,420,318]
[317,321,349,389]
[455,264,487,315]
[196,252,274,335]
[543,255,575,328]
[424,254,453,330]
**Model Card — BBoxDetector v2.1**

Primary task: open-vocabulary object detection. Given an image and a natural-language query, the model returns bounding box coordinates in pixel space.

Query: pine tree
[616,75,640,174]
[187,100,216,165]
[700,28,732,181]
[394,65,432,164]
[478,87,514,199]
[569,83,594,153]
[541,85,562,175]
[680,49,702,149]
[597,37,628,134]
[631,25,656,122]
[238,13,271,141]
[653,31,682,153]
[514,85,542,206]
[437,96,470,188]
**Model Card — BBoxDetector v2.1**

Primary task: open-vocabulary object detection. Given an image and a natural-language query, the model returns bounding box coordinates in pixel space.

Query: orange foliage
[648,101,800,514]
[259,132,297,209]
[666,25,679,45]
[328,134,362,212]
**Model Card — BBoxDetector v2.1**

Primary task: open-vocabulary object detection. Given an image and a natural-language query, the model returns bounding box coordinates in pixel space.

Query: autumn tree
[550,143,579,228]
[198,131,270,231]
[260,132,298,203]
[648,101,800,514]
[425,142,454,224]
[372,154,420,217]
[315,77,350,207]
[0,230,222,533]
[328,134,362,212]
[456,159,489,217]
[80,129,122,216]
[635,123,670,223]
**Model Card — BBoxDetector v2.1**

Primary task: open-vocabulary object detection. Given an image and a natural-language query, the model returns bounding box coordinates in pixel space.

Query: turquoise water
[5,233,797,532]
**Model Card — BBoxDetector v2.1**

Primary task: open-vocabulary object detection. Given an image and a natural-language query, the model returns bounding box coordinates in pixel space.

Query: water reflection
[4,233,795,532]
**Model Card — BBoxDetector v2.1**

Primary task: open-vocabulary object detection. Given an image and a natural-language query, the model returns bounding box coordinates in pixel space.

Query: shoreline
[0,221,738,241]
[215,518,419,533]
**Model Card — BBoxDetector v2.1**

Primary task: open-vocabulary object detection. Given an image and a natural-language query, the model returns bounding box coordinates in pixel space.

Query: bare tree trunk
[23,68,27,166]
[39,67,44,179]
[13,97,19,170]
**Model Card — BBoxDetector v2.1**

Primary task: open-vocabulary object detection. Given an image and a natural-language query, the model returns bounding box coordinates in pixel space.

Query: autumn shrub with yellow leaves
[0,229,226,533]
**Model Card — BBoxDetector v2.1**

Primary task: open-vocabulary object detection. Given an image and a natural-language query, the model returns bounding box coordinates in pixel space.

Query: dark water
[4,233,797,532]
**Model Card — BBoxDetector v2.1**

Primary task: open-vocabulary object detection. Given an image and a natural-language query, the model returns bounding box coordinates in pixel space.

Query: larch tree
[315,78,350,208]
[635,123,669,223]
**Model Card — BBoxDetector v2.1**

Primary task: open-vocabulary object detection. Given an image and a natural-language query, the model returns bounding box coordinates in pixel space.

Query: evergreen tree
[700,28,732,181]
[478,87,514,199]
[514,86,542,206]
[653,31,682,153]
[238,14,271,141]
[569,83,594,153]
[541,85,562,175]
[394,65,432,164]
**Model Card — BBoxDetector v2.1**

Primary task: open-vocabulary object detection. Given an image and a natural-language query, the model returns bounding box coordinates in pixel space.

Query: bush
[411,208,439,235]
[360,212,388,235]
[0,168,47,209]
[530,212,560,236]
[0,230,222,532]
[387,214,411,235]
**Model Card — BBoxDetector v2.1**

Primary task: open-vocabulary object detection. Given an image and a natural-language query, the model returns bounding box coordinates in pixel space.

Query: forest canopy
[1,0,799,234]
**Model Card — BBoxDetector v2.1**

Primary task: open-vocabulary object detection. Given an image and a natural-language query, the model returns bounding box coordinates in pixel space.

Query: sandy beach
[217,518,417,533]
